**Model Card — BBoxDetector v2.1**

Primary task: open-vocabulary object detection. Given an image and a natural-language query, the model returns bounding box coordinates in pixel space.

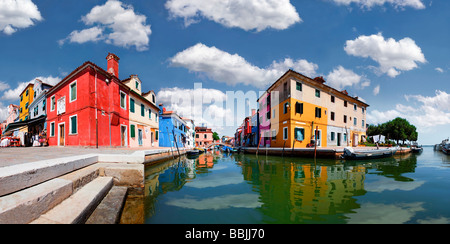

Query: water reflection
[136,151,435,224]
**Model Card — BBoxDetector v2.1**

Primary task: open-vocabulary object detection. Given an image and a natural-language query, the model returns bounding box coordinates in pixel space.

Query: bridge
[205,142,234,148]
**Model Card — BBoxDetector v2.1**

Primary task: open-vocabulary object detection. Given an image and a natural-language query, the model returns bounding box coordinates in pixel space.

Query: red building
[46,53,130,147]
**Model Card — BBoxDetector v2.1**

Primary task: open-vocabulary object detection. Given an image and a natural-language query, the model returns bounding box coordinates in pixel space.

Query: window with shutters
[130,98,135,113]
[130,124,135,138]
[295,102,303,114]
[69,81,77,103]
[69,115,77,135]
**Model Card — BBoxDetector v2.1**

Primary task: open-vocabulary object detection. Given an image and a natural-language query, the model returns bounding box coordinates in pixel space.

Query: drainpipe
[95,69,98,148]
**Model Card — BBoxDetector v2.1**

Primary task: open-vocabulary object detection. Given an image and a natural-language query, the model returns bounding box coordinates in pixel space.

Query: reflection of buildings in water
[240,160,366,223]
[196,153,215,169]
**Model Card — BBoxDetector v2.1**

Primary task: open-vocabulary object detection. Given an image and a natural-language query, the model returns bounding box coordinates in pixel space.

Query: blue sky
[0,0,449,144]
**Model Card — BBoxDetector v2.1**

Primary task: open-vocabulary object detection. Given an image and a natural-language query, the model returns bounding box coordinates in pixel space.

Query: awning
[4,115,46,133]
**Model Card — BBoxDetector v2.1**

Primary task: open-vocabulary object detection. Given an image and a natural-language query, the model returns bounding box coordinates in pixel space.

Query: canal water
[141,147,450,224]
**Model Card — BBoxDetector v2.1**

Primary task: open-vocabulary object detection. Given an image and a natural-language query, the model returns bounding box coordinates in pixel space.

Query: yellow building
[263,70,369,148]
[19,83,35,121]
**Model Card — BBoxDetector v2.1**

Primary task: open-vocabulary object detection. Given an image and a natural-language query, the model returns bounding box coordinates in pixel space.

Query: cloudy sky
[0,0,449,144]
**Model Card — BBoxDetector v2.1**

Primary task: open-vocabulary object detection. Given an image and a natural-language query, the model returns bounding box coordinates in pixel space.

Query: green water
[143,147,450,224]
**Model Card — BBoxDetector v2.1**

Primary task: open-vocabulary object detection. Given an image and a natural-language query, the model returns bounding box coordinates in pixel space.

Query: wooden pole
[256,134,262,156]
[314,126,318,160]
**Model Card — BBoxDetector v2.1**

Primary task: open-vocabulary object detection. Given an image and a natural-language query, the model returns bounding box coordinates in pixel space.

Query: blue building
[158,104,187,148]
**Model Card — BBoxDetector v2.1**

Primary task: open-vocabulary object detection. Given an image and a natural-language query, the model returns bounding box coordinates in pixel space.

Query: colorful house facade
[258,69,369,148]
[195,126,213,147]
[19,83,34,122]
[158,104,187,148]
[46,53,130,147]
[122,74,160,148]
[258,91,271,147]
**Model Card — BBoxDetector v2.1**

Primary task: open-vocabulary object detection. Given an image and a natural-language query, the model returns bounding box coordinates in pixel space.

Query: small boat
[411,146,423,153]
[194,147,205,154]
[186,149,200,156]
[442,143,450,155]
[341,146,398,160]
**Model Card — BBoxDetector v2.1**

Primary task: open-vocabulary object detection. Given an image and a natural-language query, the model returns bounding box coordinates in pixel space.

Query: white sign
[57,96,66,115]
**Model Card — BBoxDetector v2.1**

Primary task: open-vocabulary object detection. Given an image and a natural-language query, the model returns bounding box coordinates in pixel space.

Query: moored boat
[186,149,200,156]
[442,143,450,155]
[341,146,398,160]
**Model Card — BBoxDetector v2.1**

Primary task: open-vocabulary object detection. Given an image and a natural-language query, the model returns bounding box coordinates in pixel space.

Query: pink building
[258,91,271,147]
[195,126,213,147]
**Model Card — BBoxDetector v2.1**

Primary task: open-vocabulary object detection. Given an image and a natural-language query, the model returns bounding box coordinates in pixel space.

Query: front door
[314,129,321,147]
[121,125,127,147]
[337,133,342,147]
[59,124,65,146]
[138,129,143,146]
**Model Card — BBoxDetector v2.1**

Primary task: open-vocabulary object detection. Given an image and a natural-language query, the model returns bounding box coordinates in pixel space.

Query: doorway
[58,123,65,146]
[138,129,143,146]
[337,133,342,147]
[314,129,322,147]
[121,125,127,147]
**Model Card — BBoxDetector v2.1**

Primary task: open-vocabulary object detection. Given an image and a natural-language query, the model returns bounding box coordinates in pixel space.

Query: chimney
[106,53,120,78]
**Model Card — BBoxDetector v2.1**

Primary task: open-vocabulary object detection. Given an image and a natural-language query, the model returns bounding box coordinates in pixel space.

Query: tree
[367,117,418,144]
[212,132,220,141]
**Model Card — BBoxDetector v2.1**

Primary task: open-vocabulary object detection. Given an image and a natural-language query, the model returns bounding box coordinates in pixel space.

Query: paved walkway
[0,146,172,168]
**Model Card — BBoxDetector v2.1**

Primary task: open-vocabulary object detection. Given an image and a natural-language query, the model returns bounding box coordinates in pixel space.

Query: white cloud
[332,0,425,10]
[0,0,43,35]
[0,81,10,91]
[59,0,151,51]
[435,67,444,73]
[326,65,369,90]
[367,90,450,131]
[1,76,60,101]
[157,85,232,133]
[165,0,301,32]
[58,26,104,45]
[165,194,262,210]
[344,33,426,77]
[0,102,9,121]
[373,84,380,95]
[169,43,318,88]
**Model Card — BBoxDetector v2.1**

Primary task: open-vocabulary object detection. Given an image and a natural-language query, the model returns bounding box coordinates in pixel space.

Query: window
[315,107,322,118]
[155,131,159,140]
[362,120,365,128]
[271,130,276,140]
[331,111,335,121]
[354,104,357,111]
[204,134,207,139]
[130,124,135,138]
[315,89,320,98]
[42,100,46,112]
[296,82,302,91]
[284,102,289,114]
[196,134,199,138]
[141,104,145,117]
[69,115,77,134]
[344,101,347,107]
[266,110,271,120]
[26,90,29,96]
[50,122,55,137]
[21,95,23,101]
[294,127,305,141]
[344,115,347,123]
[295,102,303,114]
[130,98,135,113]
[149,109,152,119]
[25,102,29,109]
[331,96,335,103]
[331,132,335,141]
[354,117,357,126]
[152,94,155,103]
[120,91,126,109]
[69,81,77,102]
[51,96,55,111]
[362,107,365,114]
[283,127,288,140]
[135,81,139,90]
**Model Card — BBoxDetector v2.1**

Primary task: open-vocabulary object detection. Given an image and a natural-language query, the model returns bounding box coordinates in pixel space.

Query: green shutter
[155,131,158,140]
[71,116,77,134]
[130,98,135,113]
[70,83,77,101]
[51,123,55,136]
[141,104,145,117]
[130,124,135,138]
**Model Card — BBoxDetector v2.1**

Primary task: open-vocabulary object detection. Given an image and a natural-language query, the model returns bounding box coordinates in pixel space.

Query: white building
[182,118,195,149]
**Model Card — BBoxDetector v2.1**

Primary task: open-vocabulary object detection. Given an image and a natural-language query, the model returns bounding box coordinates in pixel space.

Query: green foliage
[212,132,220,141]
[367,117,418,144]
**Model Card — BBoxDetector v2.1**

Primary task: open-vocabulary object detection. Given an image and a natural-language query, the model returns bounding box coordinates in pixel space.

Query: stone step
[0,154,98,197]
[86,186,128,224]
[0,178,73,224]
[30,177,113,224]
